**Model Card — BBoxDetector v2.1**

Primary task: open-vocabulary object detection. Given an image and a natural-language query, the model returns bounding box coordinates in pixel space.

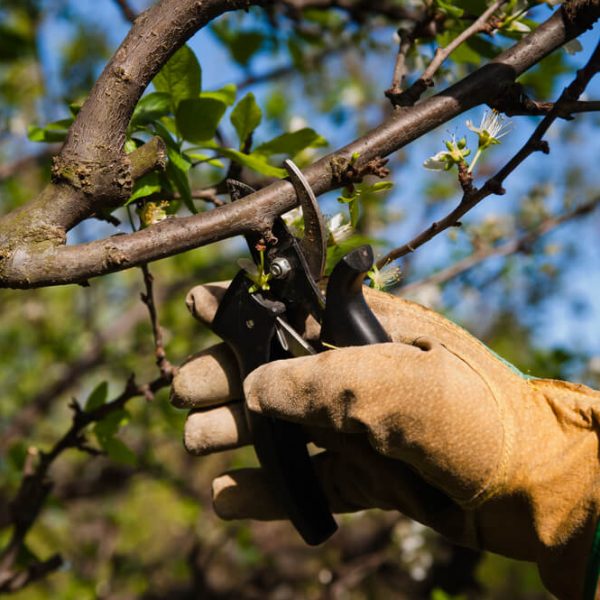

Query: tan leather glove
[171,283,600,600]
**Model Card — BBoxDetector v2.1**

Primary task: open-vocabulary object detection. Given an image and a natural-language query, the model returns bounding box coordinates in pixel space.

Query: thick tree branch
[377,35,600,268]
[0,0,267,252]
[0,2,599,288]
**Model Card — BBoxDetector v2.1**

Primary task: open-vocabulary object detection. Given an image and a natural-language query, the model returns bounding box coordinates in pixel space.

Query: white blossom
[466,110,511,172]
[326,212,354,245]
[423,135,470,171]
[466,109,511,150]
[368,263,402,291]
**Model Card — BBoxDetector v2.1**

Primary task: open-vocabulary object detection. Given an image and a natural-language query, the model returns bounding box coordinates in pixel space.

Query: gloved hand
[171,282,600,600]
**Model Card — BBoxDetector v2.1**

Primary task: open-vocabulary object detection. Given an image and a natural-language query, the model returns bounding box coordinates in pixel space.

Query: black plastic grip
[211,271,337,546]
[321,245,392,347]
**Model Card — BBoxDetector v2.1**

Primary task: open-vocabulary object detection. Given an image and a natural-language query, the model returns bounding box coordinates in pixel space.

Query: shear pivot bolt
[270,258,292,279]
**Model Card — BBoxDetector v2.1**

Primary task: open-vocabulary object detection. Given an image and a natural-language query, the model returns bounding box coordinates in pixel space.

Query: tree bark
[0,0,598,289]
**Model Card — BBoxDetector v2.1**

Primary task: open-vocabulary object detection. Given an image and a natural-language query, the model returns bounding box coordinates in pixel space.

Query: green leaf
[220,148,287,178]
[27,118,73,143]
[201,83,237,106]
[68,102,83,117]
[101,436,136,465]
[434,0,464,18]
[166,146,195,213]
[230,92,262,148]
[124,138,139,154]
[151,120,179,149]
[7,442,27,472]
[349,198,360,228]
[153,45,201,109]
[94,409,129,439]
[371,181,394,192]
[86,381,108,412]
[287,37,304,68]
[464,37,498,61]
[184,151,224,168]
[130,92,171,129]
[0,25,34,63]
[93,409,136,466]
[231,32,264,65]
[176,97,227,143]
[126,173,162,205]
[255,128,327,157]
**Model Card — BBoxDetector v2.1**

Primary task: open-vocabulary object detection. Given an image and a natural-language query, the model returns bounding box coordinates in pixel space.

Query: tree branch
[113,0,137,23]
[1,2,599,289]
[401,196,600,294]
[489,80,600,117]
[0,374,170,592]
[385,27,418,101]
[140,264,174,380]
[389,0,509,107]
[377,34,600,269]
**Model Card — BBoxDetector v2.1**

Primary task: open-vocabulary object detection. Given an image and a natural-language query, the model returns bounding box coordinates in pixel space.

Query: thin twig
[377,37,600,269]
[401,196,600,294]
[385,28,416,100]
[140,264,174,381]
[423,0,507,81]
[190,189,224,206]
[0,374,170,593]
[162,189,225,206]
[391,0,508,106]
[113,0,137,23]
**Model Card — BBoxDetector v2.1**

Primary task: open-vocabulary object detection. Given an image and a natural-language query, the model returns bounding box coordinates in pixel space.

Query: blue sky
[34,0,600,357]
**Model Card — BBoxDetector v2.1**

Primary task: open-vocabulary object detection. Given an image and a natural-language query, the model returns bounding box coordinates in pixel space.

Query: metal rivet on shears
[245,320,254,329]
[269,257,292,279]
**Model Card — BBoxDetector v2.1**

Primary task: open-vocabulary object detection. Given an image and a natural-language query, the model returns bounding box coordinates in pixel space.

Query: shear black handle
[211,271,337,546]
[321,245,392,347]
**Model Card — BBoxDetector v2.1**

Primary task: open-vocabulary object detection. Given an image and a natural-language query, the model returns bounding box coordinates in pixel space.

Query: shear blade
[275,317,316,357]
[283,160,327,283]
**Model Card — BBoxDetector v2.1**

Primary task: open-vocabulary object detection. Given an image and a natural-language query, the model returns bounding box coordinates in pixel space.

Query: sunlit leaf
[176,97,227,143]
[27,118,73,143]
[220,148,287,178]
[201,83,237,106]
[166,146,195,213]
[153,45,201,109]
[255,128,327,157]
[130,92,171,129]
[230,92,262,147]
[126,173,162,204]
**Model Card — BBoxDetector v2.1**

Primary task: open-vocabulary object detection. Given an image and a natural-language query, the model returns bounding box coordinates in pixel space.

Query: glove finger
[243,340,505,503]
[186,281,229,326]
[212,440,458,526]
[184,402,252,455]
[170,342,241,408]
[183,400,365,455]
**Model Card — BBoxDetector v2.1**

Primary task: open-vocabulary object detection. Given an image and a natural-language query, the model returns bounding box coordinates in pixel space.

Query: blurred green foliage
[1,0,599,597]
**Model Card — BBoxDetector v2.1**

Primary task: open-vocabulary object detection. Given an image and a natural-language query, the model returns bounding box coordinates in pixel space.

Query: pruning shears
[211,159,391,545]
